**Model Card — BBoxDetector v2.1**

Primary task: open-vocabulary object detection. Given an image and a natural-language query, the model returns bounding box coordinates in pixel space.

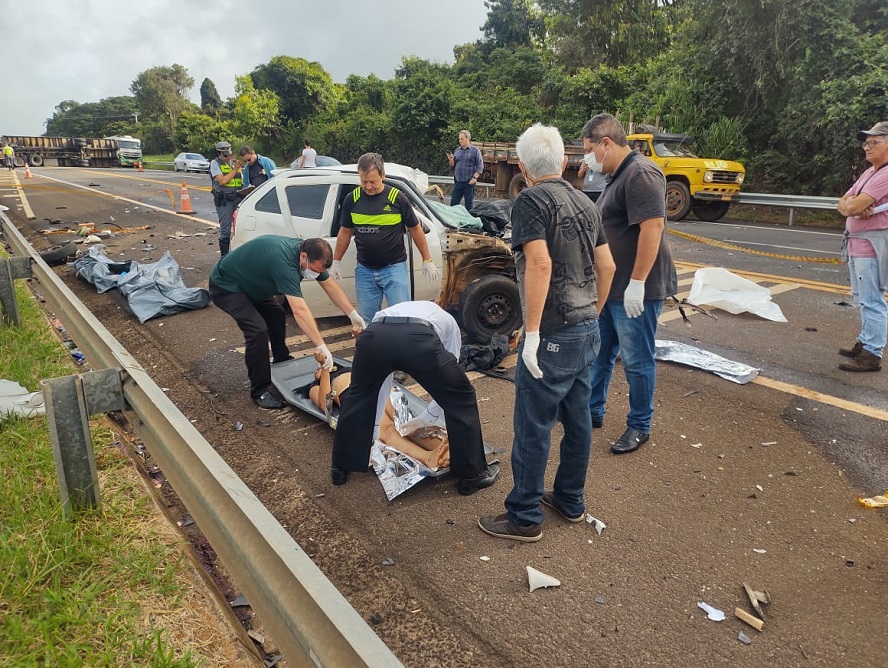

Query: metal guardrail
[0,208,403,668]
[737,192,840,225]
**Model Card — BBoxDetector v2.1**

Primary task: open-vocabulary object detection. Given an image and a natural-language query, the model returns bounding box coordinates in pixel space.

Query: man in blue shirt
[238,146,277,188]
[447,130,484,212]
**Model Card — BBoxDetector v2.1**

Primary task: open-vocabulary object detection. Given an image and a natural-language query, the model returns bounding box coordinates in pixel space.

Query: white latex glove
[347,309,365,336]
[623,279,645,318]
[522,331,543,379]
[317,343,333,370]
[421,260,441,283]
[329,259,343,281]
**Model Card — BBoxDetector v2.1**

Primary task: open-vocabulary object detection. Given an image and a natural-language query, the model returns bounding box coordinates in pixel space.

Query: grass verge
[0,259,249,666]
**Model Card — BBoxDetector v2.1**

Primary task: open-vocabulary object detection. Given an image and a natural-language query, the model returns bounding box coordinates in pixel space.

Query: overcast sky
[3,1,491,136]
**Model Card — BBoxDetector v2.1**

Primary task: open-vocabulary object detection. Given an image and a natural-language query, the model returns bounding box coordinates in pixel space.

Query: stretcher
[270,356,495,484]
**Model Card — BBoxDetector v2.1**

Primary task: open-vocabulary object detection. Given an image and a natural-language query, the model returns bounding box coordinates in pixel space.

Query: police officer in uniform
[210,141,243,256]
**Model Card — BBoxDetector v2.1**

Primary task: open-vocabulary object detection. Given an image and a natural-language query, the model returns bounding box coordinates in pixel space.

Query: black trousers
[332,320,487,480]
[209,279,291,399]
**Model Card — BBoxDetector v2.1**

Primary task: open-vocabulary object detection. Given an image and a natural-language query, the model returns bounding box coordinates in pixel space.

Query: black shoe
[273,354,294,364]
[592,418,604,429]
[541,490,585,523]
[331,466,349,486]
[838,350,882,372]
[254,390,285,410]
[611,428,650,454]
[457,464,500,496]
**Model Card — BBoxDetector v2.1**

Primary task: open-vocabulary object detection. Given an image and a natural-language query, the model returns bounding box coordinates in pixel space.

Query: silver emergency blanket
[370,387,442,500]
[73,246,209,323]
[655,340,759,384]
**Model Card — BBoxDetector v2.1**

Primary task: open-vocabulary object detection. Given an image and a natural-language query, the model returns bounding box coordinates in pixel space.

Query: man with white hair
[479,123,615,542]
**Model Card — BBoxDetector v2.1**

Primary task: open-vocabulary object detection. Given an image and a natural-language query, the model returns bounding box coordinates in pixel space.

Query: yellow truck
[627,130,745,222]
[477,130,745,222]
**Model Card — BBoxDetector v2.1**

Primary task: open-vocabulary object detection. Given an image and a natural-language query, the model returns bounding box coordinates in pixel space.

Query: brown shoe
[838,350,882,372]
[478,513,542,542]
[839,340,863,358]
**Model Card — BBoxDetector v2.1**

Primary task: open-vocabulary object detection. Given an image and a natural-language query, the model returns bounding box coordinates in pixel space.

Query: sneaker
[838,350,882,372]
[478,513,542,542]
[254,389,285,409]
[839,340,863,358]
[541,490,585,523]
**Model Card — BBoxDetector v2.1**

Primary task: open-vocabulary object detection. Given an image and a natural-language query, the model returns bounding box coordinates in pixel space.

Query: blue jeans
[505,319,600,526]
[849,256,887,357]
[450,181,475,211]
[355,261,411,325]
[589,300,664,433]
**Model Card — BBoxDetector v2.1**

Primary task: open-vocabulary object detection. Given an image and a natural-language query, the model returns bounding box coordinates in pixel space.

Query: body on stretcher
[270,356,493,479]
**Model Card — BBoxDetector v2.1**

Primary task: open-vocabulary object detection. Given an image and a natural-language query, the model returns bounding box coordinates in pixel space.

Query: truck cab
[627,132,745,222]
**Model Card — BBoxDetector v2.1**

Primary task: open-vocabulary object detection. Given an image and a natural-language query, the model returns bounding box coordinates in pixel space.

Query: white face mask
[302,267,320,281]
[585,145,607,174]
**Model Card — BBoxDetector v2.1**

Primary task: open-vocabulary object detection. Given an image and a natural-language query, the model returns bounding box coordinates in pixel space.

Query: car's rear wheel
[666,181,692,220]
[458,274,522,344]
[692,200,731,222]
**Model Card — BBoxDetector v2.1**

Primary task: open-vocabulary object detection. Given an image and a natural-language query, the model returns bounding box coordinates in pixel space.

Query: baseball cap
[215,141,232,155]
[857,122,888,142]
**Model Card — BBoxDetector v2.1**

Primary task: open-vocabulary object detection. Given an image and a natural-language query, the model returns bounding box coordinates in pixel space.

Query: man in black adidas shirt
[331,152,440,324]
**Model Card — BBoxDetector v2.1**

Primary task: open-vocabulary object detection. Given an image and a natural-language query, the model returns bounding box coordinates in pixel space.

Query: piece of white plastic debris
[690,443,703,448]
[697,601,725,621]
[761,441,777,446]
[738,631,752,645]
[586,515,606,535]
[755,484,763,491]
[527,566,560,592]
[752,548,767,554]
[479,556,491,562]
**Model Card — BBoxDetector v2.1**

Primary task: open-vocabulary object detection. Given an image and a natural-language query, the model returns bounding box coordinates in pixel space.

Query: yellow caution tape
[668,228,842,264]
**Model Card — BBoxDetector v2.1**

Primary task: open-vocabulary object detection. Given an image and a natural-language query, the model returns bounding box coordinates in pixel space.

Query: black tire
[692,200,731,222]
[508,172,527,200]
[28,154,44,167]
[14,156,25,167]
[458,274,522,344]
[666,180,692,220]
[73,138,87,148]
[39,242,77,266]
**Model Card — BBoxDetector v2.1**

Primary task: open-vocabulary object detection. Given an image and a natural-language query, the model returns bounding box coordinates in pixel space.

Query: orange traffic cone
[137,161,144,172]
[24,163,32,178]
[177,182,195,215]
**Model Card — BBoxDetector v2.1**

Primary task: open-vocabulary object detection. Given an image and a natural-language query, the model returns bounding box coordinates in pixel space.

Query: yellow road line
[669,228,842,264]
[675,261,850,295]
[80,168,214,192]
[31,172,219,229]
[2,170,36,219]
[752,376,888,422]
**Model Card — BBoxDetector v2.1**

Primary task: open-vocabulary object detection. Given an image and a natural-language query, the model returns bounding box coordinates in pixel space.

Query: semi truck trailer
[0,135,142,168]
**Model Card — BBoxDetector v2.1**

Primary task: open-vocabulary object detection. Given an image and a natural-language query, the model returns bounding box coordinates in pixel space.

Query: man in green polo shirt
[209,235,365,409]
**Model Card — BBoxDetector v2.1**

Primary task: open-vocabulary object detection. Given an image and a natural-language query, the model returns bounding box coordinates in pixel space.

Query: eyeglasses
[861,139,888,149]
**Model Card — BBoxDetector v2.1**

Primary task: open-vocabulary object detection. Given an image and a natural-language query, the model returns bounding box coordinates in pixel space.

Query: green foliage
[174,112,232,157]
[199,77,223,114]
[231,75,281,142]
[45,96,140,137]
[249,56,337,128]
[130,65,195,123]
[482,0,544,48]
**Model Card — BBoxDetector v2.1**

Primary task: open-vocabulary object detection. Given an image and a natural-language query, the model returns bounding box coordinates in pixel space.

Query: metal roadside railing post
[788,207,795,227]
[0,255,32,325]
[40,368,125,517]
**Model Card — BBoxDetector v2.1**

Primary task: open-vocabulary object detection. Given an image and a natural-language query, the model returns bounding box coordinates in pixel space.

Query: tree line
[45,0,887,195]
